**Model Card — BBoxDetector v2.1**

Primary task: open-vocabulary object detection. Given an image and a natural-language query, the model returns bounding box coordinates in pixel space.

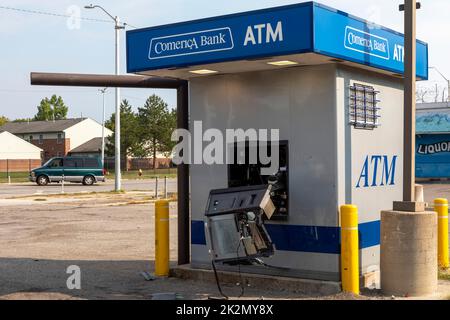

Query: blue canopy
[127,2,428,79]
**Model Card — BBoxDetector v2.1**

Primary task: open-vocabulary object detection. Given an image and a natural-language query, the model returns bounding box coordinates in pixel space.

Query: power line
[124,22,139,29]
[0,5,113,23]
[0,5,140,29]
[0,89,101,94]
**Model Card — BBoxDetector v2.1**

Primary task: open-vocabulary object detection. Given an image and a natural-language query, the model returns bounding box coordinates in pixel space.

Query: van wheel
[82,175,95,186]
[37,175,49,186]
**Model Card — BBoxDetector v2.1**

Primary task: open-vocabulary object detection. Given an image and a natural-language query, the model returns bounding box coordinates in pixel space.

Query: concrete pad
[171,264,342,296]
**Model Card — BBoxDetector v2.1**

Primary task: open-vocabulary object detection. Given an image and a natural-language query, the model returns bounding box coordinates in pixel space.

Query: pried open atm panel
[228,141,288,220]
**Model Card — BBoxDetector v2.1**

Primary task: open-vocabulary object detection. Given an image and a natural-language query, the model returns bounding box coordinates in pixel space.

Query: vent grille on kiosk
[349,83,380,130]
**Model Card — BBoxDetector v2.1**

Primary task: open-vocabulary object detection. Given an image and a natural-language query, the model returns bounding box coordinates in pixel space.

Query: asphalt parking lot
[0,181,449,300]
[0,195,308,300]
[421,181,450,204]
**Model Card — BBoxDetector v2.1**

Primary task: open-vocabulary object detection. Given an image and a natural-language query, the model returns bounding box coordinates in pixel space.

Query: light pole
[99,88,107,167]
[429,67,450,102]
[85,4,124,191]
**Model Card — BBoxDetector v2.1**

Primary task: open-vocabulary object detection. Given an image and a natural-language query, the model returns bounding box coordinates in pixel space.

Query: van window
[64,159,75,168]
[84,158,98,167]
[74,158,84,167]
[64,158,84,168]
[48,158,63,168]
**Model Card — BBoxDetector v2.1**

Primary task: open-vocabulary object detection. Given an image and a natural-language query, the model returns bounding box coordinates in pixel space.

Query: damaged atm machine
[126,2,428,285]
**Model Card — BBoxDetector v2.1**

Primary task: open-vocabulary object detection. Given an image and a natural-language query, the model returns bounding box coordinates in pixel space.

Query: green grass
[106,168,177,180]
[0,171,30,183]
[9,190,128,199]
[0,169,177,184]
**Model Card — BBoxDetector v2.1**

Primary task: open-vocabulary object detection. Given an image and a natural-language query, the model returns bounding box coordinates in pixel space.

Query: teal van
[30,156,105,186]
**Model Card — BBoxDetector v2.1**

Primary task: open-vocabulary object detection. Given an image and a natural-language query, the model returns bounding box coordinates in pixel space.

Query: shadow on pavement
[0,257,309,300]
[0,257,191,300]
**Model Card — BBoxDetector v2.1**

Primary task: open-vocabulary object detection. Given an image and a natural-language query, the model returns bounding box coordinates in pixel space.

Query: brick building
[0,118,113,162]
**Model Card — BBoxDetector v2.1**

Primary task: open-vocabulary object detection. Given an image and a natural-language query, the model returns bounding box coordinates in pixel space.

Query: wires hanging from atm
[212,236,246,300]
[211,260,229,299]
[236,237,246,298]
[205,184,277,298]
[211,211,287,299]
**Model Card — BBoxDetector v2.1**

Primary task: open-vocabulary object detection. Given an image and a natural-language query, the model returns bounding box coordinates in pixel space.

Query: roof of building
[417,102,450,111]
[0,131,43,152]
[0,118,86,134]
[417,103,450,134]
[69,137,103,153]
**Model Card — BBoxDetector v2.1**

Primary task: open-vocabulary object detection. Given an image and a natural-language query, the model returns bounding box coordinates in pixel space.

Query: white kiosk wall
[190,63,404,281]
[337,65,404,278]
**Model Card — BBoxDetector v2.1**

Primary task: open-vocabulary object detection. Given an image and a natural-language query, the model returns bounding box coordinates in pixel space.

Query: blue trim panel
[264,224,340,254]
[359,220,380,249]
[191,219,207,245]
[192,219,380,254]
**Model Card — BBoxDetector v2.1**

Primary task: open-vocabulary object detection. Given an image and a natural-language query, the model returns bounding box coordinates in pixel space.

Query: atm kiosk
[126,2,429,283]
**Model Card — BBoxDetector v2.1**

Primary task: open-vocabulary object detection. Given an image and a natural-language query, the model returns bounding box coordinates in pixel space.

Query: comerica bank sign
[127,2,428,79]
[344,26,390,60]
[149,28,234,59]
[148,22,284,60]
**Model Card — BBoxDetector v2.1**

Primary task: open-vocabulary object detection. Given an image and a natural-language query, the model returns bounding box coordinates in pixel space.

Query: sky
[1,0,449,123]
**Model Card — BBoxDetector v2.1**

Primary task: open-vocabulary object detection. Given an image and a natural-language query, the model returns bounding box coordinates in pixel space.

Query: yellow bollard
[340,204,359,295]
[435,198,449,269]
[155,199,170,276]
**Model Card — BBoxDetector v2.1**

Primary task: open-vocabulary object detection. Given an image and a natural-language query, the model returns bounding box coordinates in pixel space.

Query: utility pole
[382,3,437,298]
[402,0,417,203]
[114,15,122,191]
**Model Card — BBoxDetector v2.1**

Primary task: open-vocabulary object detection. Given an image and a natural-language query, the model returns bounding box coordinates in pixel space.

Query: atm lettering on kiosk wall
[356,155,398,188]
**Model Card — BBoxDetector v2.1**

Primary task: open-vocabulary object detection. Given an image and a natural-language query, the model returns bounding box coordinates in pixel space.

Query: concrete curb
[171,264,342,296]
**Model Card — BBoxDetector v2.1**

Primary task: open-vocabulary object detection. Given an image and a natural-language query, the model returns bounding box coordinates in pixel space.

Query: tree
[105,100,143,168]
[12,118,30,123]
[416,88,428,103]
[137,94,174,169]
[433,84,440,103]
[34,95,68,121]
[0,116,8,127]
[160,109,177,158]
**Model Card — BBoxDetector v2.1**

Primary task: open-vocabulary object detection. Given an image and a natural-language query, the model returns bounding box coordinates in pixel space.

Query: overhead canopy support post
[177,82,190,265]
[30,72,190,265]
[30,72,184,89]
